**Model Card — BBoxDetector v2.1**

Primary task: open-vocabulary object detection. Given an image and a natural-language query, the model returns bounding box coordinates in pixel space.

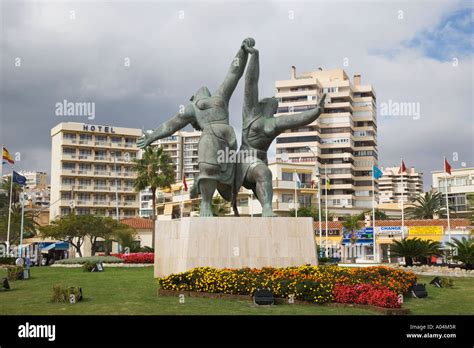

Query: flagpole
[19,190,25,258]
[444,157,451,244]
[318,174,323,258]
[180,186,184,220]
[400,159,405,238]
[6,165,14,253]
[325,163,328,258]
[294,170,298,218]
[372,165,377,263]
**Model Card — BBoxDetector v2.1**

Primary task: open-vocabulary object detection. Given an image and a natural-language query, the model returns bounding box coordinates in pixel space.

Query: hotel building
[140,130,201,217]
[432,167,474,216]
[50,122,142,221]
[275,68,378,210]
[378,166,424,204]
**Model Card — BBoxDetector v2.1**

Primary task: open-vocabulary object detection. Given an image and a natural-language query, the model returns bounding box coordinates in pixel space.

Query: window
[62,162,75,170]
[239,198,248,207]
[282,194,294,203]
[276,136,320,144]
[282,172,293,181]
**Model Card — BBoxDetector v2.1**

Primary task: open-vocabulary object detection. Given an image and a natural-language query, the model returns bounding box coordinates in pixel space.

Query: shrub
[159,265,416,307]
[0,257,16,265]
[7,266,24,281]
[110,253,154,264]
[82,261,97,272]
[52,284,82,303]
[55,256,123,265]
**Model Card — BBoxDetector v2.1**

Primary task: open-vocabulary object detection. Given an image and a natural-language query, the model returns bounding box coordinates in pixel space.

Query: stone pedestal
[154,217,317,278]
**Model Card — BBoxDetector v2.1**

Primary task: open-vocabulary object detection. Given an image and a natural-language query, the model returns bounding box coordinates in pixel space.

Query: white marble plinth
[154,217,317,278]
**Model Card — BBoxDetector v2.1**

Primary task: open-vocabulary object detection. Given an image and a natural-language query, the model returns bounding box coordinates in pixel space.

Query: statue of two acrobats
[138,38,326,217]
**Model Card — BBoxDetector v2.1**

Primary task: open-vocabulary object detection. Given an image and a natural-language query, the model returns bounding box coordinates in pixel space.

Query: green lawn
[0,267,472,315]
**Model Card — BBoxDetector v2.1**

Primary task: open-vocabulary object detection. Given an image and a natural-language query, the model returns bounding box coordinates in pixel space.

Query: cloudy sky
[1,0,472,189]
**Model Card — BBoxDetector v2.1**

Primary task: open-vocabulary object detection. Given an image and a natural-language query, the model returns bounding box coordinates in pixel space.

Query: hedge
[55,256,123,265]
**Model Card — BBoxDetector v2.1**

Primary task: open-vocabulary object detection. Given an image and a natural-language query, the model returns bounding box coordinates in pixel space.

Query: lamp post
[306,146,323,258]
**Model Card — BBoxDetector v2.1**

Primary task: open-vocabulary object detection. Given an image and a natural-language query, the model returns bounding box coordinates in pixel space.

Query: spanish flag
[2,146,14,165]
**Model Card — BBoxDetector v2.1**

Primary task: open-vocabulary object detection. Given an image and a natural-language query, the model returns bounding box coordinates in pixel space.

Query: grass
[0,267,472,315]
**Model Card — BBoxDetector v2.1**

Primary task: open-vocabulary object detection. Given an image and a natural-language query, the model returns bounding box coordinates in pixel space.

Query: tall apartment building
[378,166,423,204]
[140,130,201,217]
[432,167,474,215]
[275,68,378,209]
[50,122,142,221]
[18,171,48,189]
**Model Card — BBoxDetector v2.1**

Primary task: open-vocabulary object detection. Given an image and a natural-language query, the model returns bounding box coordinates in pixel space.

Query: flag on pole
[444,158,452,175]
[294,172,301,188]
[183,175,188,191]
[2,146,14,165]
[13,171,27,186]
[399,160,406,174]
[373,165,383,179]
[325,176,330,190]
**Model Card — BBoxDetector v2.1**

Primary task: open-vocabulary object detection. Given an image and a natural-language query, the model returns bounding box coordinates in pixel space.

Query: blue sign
[342,227,374,245]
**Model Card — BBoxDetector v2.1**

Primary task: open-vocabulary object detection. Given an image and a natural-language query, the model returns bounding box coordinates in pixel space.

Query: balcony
[63,138,77,144]
[94,171,110,176]
[63,154,77,160]
[78,140,92,145]
[77,170,92,175]
[93,200,109,206]
[76,185,92,191]
[94,186,109,191]
[94,141,110,146]
[78,155,91,160]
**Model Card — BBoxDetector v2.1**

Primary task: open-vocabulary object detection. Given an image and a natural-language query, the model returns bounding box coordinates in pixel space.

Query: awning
[41,244,56,253]
[41,242,70,253]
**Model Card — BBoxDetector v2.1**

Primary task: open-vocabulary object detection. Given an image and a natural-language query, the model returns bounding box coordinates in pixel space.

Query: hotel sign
[82,124,116,133]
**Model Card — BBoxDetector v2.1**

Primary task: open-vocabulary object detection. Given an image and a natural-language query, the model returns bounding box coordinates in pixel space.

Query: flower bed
[334,284,400,308]
[111,253,154,264]
[158,265,416,308]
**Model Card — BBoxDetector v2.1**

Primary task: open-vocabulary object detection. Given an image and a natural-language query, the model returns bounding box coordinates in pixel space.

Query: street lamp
[306,146,323,258]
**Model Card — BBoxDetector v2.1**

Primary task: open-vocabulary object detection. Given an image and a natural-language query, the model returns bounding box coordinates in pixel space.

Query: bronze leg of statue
[248,164,277,217]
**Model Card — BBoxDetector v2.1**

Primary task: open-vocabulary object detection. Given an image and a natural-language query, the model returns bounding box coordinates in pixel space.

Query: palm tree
[342,215,363,263]
[390,238,442,266]
[0,204,39,245]
[446,237,474,269]
[132,146,174,249]
[1,176,22,207]
[406,192,451,219]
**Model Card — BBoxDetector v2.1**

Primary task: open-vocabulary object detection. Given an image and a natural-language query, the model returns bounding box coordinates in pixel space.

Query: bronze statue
[139,39,325,217]
[232,48,326,216]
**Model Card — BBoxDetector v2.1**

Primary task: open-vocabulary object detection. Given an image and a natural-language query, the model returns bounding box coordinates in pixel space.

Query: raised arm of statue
[243,49,259,114]
[137,104,195,148]
[215,38,254,104]
[274,94,326,134]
